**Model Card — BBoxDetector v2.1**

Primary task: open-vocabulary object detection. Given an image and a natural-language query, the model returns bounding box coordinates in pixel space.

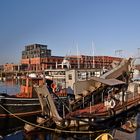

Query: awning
[90,76,125,86]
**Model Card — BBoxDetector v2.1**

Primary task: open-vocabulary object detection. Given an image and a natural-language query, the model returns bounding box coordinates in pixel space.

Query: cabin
[16,75,44,98]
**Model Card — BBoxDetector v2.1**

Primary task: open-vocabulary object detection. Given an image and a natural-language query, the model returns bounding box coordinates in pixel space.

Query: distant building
[21,44,52,71]
[1,43,122,73]
[20,43,122,72]
[69,55,121,70]
[94,56,121,69]
[3,63,14,72]
[22,44,51,59]
[3,63,20,72]
[0,65,4,71]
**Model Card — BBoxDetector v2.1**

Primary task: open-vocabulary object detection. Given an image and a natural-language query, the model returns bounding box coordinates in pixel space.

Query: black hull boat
[0,75,44,135]
[0,74,68,135]
[0,95,41,135]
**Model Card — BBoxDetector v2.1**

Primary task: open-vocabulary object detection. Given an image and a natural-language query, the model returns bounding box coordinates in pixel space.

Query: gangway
[34,85,62,122]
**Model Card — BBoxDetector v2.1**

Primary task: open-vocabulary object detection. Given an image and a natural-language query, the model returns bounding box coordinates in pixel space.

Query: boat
[24,58,140,132]
[66,77,140,130]
[0,71,69,135]
[31,76,140,131]
[0,74,44,134]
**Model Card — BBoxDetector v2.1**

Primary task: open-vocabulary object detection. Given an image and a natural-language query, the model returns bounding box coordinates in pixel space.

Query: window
[68,74,72,80]
[22,79,26,86]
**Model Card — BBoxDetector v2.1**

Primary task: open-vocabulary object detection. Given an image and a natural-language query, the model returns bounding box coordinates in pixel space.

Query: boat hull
[66,97,140,130]
[0,96,41,135]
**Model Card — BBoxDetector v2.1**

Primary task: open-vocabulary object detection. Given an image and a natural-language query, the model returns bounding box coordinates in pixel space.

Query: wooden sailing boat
[24,58,140,131]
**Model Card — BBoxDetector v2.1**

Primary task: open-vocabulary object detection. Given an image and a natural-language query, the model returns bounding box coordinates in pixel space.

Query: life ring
[110,99,116,109]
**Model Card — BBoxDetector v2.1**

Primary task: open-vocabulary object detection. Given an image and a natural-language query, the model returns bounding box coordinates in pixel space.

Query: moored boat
[64,77,140,130]
[0,75,44,134]
[30,75,140,132]
[0,72,69,135]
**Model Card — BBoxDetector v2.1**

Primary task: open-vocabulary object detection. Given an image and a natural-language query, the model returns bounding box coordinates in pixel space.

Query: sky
[1,0,140,64]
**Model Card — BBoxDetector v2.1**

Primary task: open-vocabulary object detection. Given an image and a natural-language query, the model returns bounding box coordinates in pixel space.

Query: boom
[101,58,132,79]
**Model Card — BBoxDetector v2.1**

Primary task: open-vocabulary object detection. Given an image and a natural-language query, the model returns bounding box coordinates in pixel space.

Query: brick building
[21,44,51,71]
[20,43,122,72]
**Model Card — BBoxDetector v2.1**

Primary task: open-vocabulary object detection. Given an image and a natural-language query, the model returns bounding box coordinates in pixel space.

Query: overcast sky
[0,0,140,64]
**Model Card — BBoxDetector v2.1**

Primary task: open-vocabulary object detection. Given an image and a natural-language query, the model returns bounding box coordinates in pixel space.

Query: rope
[0,104,112,134]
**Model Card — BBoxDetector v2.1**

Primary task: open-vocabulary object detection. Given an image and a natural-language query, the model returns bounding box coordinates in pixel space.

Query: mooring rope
[0,104,112,134]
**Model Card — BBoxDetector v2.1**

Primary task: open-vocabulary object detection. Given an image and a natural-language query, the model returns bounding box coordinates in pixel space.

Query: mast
[76,43,80,69]
[92,41,95,68]
[103,55,105,70]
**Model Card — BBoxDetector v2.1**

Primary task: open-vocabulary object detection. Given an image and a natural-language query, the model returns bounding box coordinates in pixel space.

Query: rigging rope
[0,104,112,134]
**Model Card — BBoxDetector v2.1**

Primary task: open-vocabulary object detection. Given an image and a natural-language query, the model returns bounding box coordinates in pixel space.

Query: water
[0,80,140,140]
[3,130,98,140]
[2,126,140,140]
[0,80,20,95]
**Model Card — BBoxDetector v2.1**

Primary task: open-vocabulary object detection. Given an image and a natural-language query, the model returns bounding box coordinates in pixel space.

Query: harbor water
[1,80,140,140]
[0,80,20,95]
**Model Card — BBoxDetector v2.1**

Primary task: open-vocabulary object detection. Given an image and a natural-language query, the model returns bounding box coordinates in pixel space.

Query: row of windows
[45,71,65,76]
[25,45,48,51]
[22,54,40,59]
[22,50,51,55]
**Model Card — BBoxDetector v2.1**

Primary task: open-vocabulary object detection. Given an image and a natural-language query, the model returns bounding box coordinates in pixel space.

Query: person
[106,94,116,115]
[51,82,57,93]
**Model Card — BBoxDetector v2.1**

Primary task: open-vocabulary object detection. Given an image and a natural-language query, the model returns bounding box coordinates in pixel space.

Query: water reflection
[23,130,97,140]
[0,80,20,95]
[3,125,107,140]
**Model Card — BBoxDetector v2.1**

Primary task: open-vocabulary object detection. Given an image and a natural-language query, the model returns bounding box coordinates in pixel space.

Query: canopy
[90,76,125,86]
